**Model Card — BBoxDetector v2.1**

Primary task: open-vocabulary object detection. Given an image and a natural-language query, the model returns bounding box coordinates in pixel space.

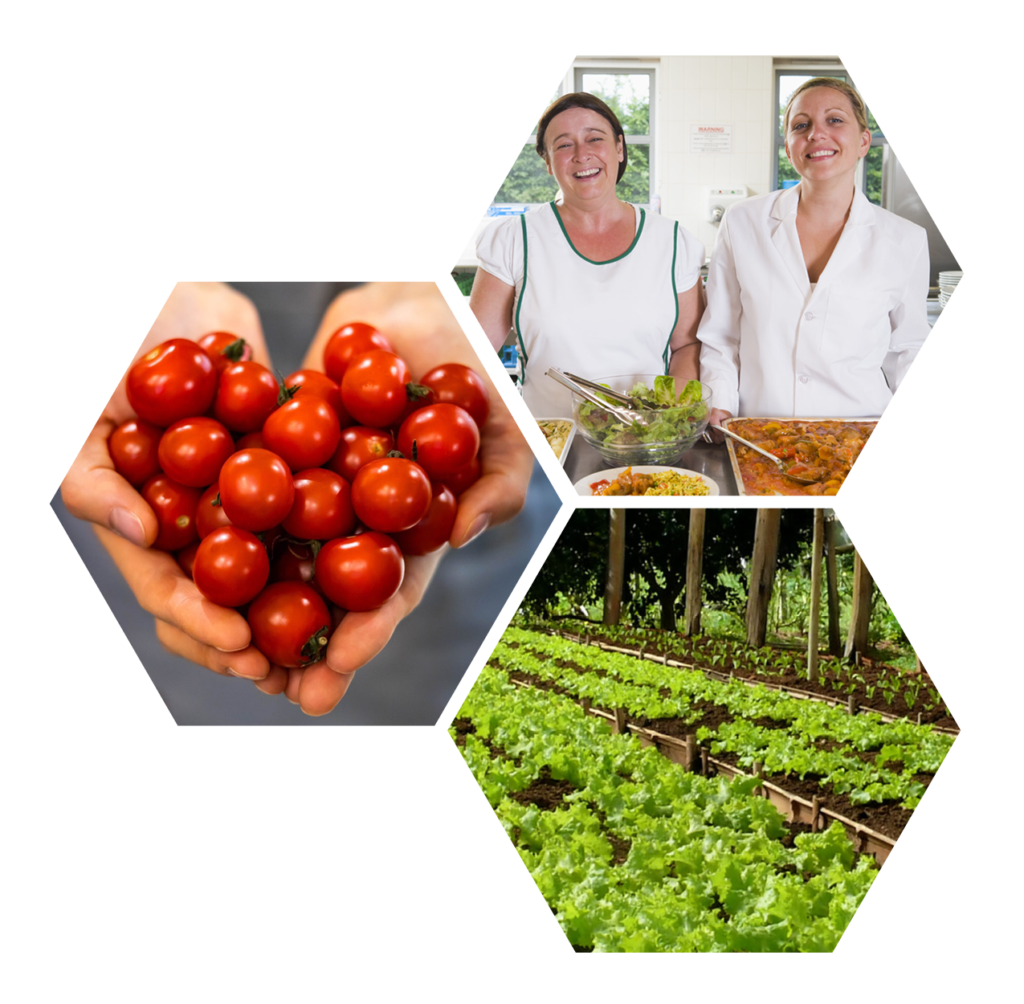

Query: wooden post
[746,509,781,647]
[684,734,697,773]
[844,550,874,661]
[824,514,842,656]
[613,707,627,734]
[807,509,824,682]
[684,508,706,637]
[604,509,626,626]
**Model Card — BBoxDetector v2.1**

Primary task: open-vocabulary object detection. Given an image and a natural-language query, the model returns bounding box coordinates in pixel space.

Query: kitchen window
[492,66,655,208]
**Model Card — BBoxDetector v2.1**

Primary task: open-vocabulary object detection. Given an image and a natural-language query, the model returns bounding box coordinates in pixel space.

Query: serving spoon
[710,424,819,486]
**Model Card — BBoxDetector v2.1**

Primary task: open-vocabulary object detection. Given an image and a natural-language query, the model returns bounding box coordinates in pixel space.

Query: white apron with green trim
[514,202,685,418]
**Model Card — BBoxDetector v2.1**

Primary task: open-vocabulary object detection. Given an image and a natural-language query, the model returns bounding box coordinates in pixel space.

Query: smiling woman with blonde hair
[698,76,930,424]
[470,92,706,417]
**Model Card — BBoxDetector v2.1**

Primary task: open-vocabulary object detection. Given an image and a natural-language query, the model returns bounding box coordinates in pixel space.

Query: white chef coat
[697,185,930,418]
[476,202,705,417]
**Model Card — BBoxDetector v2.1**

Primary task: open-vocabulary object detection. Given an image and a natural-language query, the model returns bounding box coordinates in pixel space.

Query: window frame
[491,60,658,210]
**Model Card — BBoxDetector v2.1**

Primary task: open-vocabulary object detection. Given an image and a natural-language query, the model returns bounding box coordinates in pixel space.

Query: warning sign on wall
[690,124,733,154]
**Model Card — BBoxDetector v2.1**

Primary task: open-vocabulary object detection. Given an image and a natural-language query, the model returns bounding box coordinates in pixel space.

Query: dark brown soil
[508,767,576,811]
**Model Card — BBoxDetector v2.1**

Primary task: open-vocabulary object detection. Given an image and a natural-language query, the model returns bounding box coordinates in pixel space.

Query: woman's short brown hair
[782,77,870,135]
[535,92,628,183]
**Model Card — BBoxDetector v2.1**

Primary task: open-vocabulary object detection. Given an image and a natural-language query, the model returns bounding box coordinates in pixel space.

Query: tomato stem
[405,382,432,402]
[277,380,300,406]
[300,626,330,665]
[223,338,249,363]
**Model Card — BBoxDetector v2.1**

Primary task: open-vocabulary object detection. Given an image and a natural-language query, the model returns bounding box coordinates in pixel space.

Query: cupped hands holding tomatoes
[61,281,534,719]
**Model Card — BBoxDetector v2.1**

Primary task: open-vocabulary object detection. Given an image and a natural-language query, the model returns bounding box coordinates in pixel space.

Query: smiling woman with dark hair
[471,92,706,418]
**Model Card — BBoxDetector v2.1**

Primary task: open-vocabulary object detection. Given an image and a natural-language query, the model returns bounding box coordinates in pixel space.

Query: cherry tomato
[157,417,234,487]
[351,458,431,534]
[218,448,295,532]
[197,331,252,374]
[270,541,322,594]
[284,369,350,426]
[441,455,481,497]
[282,468,356,541]
[315,533,404,611]
[176,541,200,578]
[214,361,280,433]
[141,474,201,551]
[247,581,332,669]
[108,419,163,487]
[195,481,233,538]
[397,404,480,478]
[326,426,394,482]
[419,363,490,429]
[126,339,218,427]
[322,322,393,382]
[393,482,457,555]
[340,350,411,428]
[192,526,271,607]
[262,396,341,471]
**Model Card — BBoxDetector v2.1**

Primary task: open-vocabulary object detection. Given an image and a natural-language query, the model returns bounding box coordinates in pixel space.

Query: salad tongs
[546,369,652,428]
[561,372,662,410]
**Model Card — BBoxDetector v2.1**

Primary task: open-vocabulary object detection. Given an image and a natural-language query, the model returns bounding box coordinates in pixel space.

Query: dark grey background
[46,280,569,950]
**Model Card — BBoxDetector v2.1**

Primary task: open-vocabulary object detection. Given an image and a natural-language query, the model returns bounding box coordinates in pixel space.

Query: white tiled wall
[657,56,775,254]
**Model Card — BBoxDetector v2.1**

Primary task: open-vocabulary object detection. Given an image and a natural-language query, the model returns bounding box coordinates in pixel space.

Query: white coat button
[805,311,815,321]
[798,374,809,384]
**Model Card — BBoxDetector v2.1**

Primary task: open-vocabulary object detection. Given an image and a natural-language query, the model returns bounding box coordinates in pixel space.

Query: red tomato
[218,448,295,532]
[441,455,481,497]
[126,339,218,427]
[157,417,235,487]
[192,526,271,607]
[340,350,411,428]
[196,481,233,539]
[315,533,404,611]
[270,541,322,594]
[326,426,394,482]
[247,582,332,669]
[419,363,490,429]
[214,361,280,433]
[397,404,480,478]
[284,369,350,426]
[322,322,393,382]
[262,396,341,471]
[176,541,200,578]
[282,468,356,541]
[197,331,252,374]
[141,474,201,551]
[351,458,432,534]
[108,419,163,487]
[393,482,457,555]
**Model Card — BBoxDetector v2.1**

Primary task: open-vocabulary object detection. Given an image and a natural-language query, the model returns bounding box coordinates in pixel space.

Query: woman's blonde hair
[782,77,870,135]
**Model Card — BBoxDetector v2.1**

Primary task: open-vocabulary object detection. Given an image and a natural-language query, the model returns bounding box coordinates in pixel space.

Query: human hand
[277,282,534,716]
[61,282,282,686]
[707,407,733,443]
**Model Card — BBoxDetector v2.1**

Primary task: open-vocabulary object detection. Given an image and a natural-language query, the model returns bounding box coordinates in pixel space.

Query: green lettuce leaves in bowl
[577,376,709,446]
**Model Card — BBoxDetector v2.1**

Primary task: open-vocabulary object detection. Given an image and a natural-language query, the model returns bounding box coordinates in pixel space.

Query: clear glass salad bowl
[571,374,712,467]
